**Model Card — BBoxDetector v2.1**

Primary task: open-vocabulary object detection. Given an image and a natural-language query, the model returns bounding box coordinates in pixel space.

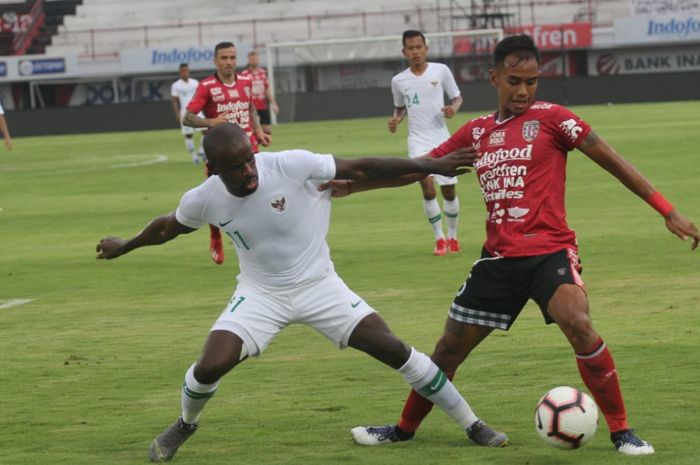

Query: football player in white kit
[390,30,463,256]
[96,123,507,462]
[0,98,12,151]
[171,63,205,164]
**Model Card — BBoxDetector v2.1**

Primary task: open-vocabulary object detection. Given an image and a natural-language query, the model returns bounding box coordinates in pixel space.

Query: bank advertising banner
[0,53,80,82]
[614,13,700,44]
[589,45,700,75]
[120,43,251,74]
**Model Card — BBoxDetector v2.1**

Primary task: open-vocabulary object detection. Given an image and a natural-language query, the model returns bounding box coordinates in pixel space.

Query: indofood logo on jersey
[476,145,533,169]
[216,101,249,113]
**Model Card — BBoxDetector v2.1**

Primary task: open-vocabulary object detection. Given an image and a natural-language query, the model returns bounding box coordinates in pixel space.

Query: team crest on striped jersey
[522,120,540,142]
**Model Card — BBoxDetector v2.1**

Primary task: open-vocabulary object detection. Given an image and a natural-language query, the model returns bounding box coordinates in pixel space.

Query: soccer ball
[535,386,599,449]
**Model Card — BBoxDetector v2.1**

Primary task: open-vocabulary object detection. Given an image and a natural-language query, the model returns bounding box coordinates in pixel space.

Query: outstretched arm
[323,146,478,197]
[96,212,197,259]
[578,131,699,250]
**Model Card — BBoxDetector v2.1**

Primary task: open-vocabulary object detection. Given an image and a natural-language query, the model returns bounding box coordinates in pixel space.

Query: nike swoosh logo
[219,219,233,227]
[351,300,362,308]
[536,410,543,430]
[430,372,445,391]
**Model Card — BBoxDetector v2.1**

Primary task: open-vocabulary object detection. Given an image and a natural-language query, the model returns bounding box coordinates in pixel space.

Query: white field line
[0,299,34,310]
[109,154,169,169]
[48,154,169,174]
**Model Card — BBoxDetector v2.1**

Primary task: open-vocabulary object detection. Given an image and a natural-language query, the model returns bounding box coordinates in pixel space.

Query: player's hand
[388,117,399,133]
[317,180,353,198]
[257,132,272,147]
[427,146,479,176]
[209,114,229,127]
[96,237,128,259]
[442,105,457,119]
[664,211,699,250]
[271,102,280,114]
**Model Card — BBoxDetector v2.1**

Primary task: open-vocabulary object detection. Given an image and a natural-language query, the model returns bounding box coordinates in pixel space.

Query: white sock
[398,348,478,430]
[422,199,444,240]
[181,364,219,424]
[185,138,195,155]
[444,197,459,239]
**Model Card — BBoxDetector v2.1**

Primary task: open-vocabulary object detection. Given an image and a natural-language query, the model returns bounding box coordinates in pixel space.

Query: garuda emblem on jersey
[522,120,540,142]
[270,195,287,213]
[430,80,438,87]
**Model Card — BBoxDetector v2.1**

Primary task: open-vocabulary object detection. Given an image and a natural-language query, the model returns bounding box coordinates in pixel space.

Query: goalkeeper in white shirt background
[95,123,507,462]
[390,30,463,256]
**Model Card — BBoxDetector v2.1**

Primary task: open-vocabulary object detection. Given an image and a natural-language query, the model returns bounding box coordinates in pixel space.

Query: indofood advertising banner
[588,45,700,75]
[120,44,251,74]
[614,13,700,44]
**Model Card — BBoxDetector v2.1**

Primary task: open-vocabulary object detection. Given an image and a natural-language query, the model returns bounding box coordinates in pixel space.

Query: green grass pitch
[1,100,699,465]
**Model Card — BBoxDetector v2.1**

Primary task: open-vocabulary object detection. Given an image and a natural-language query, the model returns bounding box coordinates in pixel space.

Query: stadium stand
[43,0,632,57]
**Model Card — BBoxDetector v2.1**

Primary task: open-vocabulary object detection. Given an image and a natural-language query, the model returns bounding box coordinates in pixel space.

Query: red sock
[398,372,454,433]
[575,338,629,433]
[209,224,221,240]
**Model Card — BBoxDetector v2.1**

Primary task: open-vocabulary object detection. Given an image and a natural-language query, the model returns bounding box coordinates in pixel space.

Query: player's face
[247,52,259,68]
[402,36,428,67]
[179,66,189,80]
[489,54,539,118]
[214,46,237,79]
[214,149,259,197]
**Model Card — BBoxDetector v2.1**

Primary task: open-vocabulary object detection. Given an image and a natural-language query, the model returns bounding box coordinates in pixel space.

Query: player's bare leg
[549,284,654,455]
[149,331,246,462]
[347,314,507,447]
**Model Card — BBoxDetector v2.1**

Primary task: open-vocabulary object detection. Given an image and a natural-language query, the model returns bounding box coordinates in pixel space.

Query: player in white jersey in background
[171,63,205,163]
[390,30,463,256]
[0,98,13,151]
[96,123,507,462]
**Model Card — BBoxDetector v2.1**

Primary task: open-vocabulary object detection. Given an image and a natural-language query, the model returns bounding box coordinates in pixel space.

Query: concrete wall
[7,72,700,137]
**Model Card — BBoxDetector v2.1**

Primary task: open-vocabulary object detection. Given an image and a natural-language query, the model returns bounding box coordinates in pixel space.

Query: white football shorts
[210,273,375,356]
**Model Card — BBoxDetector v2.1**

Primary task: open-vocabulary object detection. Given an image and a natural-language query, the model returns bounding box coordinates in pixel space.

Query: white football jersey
[171,78,200,117]
[176,150,337,287]
[391,62,460,156]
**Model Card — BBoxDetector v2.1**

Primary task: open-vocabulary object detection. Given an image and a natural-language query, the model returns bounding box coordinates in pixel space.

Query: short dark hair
[402,30,426,47]
[493,34,540,67]
[214,41,235,56]
[179,63,189,69]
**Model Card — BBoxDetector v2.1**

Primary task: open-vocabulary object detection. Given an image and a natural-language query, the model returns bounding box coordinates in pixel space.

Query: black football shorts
[449,247,584,330]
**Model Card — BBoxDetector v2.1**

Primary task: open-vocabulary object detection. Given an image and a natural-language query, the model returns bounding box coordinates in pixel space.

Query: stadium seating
[45,0,632,57]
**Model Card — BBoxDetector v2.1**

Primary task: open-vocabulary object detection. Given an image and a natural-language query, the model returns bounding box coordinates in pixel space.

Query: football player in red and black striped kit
[184,41,271,265]
[344,34,698,455]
